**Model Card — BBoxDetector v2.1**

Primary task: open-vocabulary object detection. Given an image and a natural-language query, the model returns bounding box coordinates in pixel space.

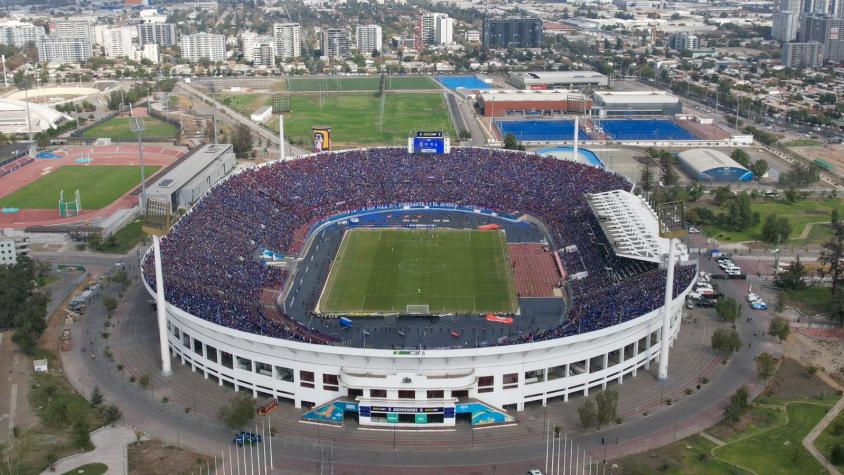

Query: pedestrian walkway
[803,386,844,475]
[43,425,138,475]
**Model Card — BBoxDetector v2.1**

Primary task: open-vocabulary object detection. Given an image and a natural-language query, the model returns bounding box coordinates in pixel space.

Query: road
[47,234,795,474]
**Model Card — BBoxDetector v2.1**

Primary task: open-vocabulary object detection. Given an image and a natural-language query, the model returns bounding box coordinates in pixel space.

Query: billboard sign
[312,127,331,153]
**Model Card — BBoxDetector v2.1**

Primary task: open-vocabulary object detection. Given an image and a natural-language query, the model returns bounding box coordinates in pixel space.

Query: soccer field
[0,165,160,209]
[287,76,440,92]
[270,93,455,146]
[82,117,179,141]
[317,228,518,315]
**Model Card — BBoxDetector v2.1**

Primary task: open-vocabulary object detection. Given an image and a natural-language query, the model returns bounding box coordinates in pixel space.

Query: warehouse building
[509,71,609,91]
[477,89,591,117]
[677,148,752,182]
[146,144,236,212]
[592,90,682,117]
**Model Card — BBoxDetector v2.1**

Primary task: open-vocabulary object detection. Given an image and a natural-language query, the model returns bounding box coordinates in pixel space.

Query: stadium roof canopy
[586,189,669,264]
[0,99,69,134]
[677,148,753,182]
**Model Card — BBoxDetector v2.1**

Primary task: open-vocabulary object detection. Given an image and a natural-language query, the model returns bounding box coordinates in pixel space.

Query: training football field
[317,228,518,315]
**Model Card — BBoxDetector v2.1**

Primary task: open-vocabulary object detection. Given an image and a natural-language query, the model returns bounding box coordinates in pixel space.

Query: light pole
[130,117,147,209]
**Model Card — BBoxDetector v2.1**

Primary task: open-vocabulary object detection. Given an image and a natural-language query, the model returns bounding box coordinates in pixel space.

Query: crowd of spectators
[143,147,696,347]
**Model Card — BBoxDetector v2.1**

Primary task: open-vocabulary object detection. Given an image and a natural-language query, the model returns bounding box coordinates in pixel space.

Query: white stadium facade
[142,148,696,428]
[0,98,70,134]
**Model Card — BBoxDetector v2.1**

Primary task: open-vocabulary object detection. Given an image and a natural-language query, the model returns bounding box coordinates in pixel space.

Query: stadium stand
[143,147,695,348]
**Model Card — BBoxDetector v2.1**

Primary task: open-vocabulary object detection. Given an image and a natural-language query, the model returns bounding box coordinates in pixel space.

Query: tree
[503,133,523,150]
[232,124,253,159]
[730,149,751,168]
[219,393,256,430]
[103,296,118,315]
[755,352,777,380]
[751,159,769,180]
[723,191,759,231]
[103,404,122,424]
[72,419,92,450]
[775,256,807,290]
[87,232,102,251]
[715,297,741,323]
[713,186,733,206]
[658,151,678,186]
[711,328,742,358]
[724,386,749,423]
[768,315,790,342]
[90,386,103,407]
[639,163,655,194]
[760,214,792,243]
[138,374,150,390]
[831,444,844,465]
[819,209,844,301]
[594,389,619,428]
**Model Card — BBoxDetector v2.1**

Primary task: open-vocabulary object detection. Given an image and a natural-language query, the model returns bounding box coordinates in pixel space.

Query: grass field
[82,116,179,141]
[270,93,455,146]
[220,93,271,116]
[814,407,844,471]
[318,228,517,315]
[287,76,440,91]
[698,197,844,243]
[0,165,159,209]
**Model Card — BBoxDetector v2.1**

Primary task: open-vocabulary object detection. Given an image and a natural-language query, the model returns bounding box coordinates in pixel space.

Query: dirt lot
[789,144,844,172]
[128,439,214,475]
[761,357,837,401]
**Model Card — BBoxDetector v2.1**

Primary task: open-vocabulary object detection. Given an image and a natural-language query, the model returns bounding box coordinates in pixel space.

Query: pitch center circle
[398,259,446,274]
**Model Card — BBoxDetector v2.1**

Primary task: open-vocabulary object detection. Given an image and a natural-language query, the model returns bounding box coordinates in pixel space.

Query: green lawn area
[270,93,455,146]
[714,402,834,475]
[220,93,272,116]
[0,165,159,209]
[82,116,178,141]
[385,76,441,90]
[781,286,833,315]
[699,198,844,243]
[62,463,108,475]
[708,405,787,443]
[814,408,844,471]
[96,219,145,254]
[318,228,517,315]
[616,434,750,474]
[784,139,825,147]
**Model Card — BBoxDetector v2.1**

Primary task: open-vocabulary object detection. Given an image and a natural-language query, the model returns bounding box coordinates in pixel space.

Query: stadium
[142,146,697,429]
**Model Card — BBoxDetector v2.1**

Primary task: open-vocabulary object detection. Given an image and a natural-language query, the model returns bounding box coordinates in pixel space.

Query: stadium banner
[312,127,331,153]
[407,130,450,154]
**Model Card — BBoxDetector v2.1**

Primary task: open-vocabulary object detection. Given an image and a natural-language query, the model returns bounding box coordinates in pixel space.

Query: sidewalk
[43,425,138,475]
[803,385,844,475]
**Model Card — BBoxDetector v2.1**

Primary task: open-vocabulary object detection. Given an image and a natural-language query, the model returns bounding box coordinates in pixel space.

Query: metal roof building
[677,148,752,182]
[509,71,609,90]
[592,90,682,116]
[146,144,236,212]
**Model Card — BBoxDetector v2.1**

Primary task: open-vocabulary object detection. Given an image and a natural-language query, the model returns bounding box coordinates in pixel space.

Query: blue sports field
[598,119,696,141]
[535,147,605,168]
[496,119,701,142]
[496,120,590,142]
[436,75,491,90]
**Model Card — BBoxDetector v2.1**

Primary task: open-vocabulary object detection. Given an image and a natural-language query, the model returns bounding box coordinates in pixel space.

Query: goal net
[406,304,430,315]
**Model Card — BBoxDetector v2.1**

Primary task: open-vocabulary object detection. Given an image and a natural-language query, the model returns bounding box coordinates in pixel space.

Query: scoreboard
[408,131,450,154]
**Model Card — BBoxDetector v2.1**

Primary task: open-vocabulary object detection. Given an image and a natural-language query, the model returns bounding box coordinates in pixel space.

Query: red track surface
[509,243,562,298]
[676,119,732,140]
[0,145,183,228]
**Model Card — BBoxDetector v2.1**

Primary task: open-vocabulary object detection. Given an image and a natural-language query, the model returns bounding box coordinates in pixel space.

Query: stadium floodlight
[129,118,147,209]
[655,200,686,382]
[142,197,173,376]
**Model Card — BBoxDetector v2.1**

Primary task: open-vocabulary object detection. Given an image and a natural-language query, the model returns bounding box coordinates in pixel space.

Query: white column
[573,115,579,162]
[658,238,676,381]
[278,114,285,160]
[153,235,172,376]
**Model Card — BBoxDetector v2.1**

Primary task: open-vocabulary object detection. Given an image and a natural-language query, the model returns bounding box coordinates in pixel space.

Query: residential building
[322,28,351,60]
[356,24,382,54]
[482,16,543,49]
[772,11,799,42]
[51,19,93,45]
[134,43,160,64]
[418,13,453,48]
[180,32,225,63]
[799,14,844,63]
[102,26,136,58]
[465,30,481,43]
[0,238,17,265]
[0,21,45,47]
[783,41,825,67]
[138,22,177,47]
[273,23,301,60]
[435,15,454,45]
[138,8,168,23]
[242,32,276,65]
[36,36,92,63]
[670,32,700,51]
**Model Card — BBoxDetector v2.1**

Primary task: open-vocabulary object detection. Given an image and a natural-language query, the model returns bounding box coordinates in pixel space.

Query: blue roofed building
[677,148,753,182]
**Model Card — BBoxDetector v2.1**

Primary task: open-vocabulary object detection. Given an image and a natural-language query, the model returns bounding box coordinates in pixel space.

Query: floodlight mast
[130,118,147,209]
[656,201,686,381]
[143,199,174,376]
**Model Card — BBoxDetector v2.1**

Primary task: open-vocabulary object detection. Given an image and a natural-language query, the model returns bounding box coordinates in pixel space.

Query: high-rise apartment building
[273,23,301,59]
[321,28,351,60]
[418,13,453,48]
[670,32,701,50]
[102,26,136,58]
[138,22,177,47]
[0,21,45,47]
[783,41,825,67]
[180,32,225,63]
[356,24,382,54]
[773,11,800,41]
[799,14,844,63]
[482,16,543,49]
[37,36,92,63]
[51,19,94,45]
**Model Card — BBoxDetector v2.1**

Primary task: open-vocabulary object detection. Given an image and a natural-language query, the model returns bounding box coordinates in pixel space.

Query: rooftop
[593,90,680,105]
[147,144,233,198]
[586,189,669,264]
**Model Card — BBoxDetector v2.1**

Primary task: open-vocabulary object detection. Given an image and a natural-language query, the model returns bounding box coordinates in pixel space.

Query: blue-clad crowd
[143,147,695,347]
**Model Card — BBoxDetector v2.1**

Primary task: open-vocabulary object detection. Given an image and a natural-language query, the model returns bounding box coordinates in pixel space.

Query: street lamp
[129,117,147,209]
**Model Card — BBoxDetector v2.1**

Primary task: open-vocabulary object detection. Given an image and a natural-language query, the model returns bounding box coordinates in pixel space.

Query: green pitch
[270,93,455,146]
[0,165,160,209]
[317,228,518,315]
[287,76,440,92]
[82,117,179,141]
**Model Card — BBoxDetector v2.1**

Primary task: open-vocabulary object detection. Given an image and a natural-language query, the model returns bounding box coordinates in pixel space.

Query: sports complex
[141,145,698,429]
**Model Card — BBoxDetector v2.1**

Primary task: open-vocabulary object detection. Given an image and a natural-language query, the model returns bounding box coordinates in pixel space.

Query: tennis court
[598,119,698,141]
[436,75,491,90]
[495,120,591,142]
